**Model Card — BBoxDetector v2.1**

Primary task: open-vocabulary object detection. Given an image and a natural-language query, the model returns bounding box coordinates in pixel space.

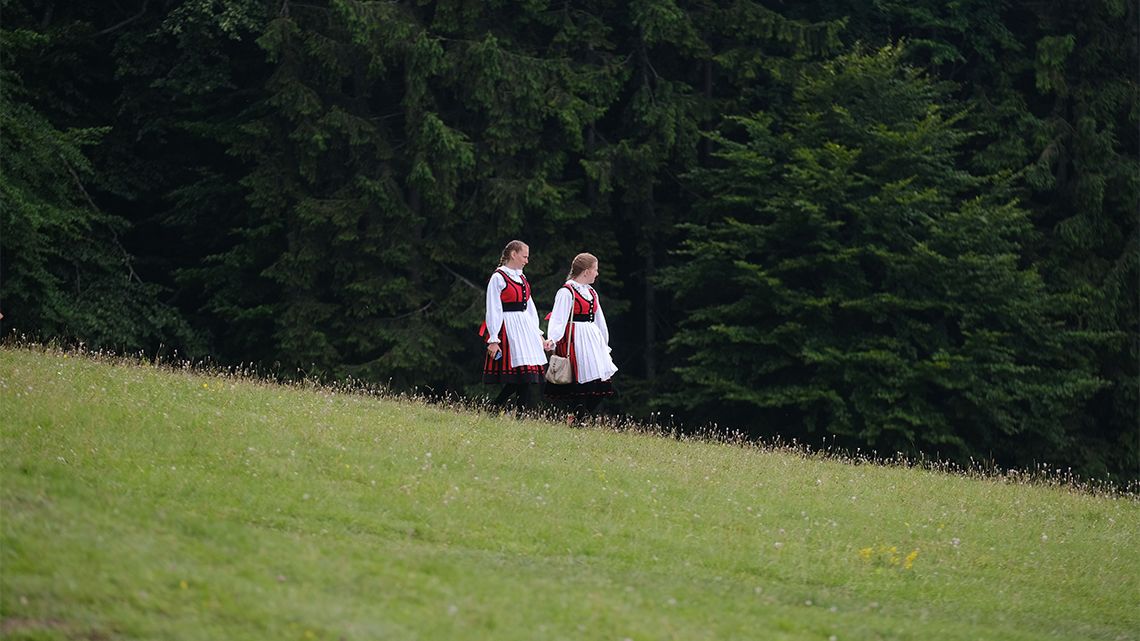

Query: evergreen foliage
[662,46,1106,469]
[0,23,195,351]
[1,0,1134,480]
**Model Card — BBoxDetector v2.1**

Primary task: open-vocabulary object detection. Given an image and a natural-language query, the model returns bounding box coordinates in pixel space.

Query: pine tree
[819,0,1139,478]
[177,0,635,387]
[0,19,196,351]
[576,0,844,405]
[662,45,1105,468]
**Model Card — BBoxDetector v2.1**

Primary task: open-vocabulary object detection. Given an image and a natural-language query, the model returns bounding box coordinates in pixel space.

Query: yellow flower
[904,549,919,570]
[859,547,873,561]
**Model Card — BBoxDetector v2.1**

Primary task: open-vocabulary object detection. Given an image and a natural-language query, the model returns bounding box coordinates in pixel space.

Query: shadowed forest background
[1,0,1136,481]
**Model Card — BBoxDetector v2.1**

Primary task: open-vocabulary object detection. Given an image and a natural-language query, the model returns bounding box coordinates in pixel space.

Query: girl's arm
[484,273,506,343]
[546,288,572,343]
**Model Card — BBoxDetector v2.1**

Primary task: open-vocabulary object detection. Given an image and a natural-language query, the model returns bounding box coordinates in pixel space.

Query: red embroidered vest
[497,269,530,310]
[568,285,596,321]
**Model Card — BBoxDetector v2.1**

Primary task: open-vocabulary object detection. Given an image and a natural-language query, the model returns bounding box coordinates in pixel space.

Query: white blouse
[546,281,617,383]
[484,267,547,367]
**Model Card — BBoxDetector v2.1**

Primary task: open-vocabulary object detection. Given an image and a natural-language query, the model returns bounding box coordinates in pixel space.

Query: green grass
[2,347,1137,641]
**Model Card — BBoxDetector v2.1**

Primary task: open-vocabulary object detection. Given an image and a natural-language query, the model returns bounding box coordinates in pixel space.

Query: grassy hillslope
[2,347,1137,640]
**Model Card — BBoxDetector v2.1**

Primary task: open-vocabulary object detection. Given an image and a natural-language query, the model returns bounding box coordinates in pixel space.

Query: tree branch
[91,0,149,38]
[378,301,432,321]
[62,155,142,284]
[439,263,483,293]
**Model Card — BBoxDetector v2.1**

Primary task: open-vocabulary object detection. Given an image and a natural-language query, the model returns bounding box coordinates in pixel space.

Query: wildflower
[904,549,918,570]
[859,547,873,561]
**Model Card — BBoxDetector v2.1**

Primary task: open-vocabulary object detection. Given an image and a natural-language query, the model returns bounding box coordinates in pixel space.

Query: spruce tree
[662,45,1105,469]
[829,0,1139,479]
[0,19,195,351]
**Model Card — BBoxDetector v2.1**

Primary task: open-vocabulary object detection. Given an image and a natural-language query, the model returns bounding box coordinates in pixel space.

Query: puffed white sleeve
[595,293,610,345]
[546,288,572,343]
[484,273,506,344]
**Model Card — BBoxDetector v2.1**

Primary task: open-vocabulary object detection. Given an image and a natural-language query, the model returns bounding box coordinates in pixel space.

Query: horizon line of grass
[2,339,1135,497]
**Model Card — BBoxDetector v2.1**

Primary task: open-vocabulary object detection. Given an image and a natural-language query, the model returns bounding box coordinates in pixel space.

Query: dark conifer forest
[2,0,1136,481]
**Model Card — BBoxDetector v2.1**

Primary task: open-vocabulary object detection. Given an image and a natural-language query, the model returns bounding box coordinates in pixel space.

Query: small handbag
[545,352,572,384]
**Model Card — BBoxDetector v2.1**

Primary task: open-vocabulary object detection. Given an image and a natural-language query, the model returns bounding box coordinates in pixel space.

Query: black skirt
[544,378,614,399]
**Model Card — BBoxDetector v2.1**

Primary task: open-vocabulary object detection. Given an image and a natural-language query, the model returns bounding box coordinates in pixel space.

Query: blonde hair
[499,240,527,266]
[567,252,598,280]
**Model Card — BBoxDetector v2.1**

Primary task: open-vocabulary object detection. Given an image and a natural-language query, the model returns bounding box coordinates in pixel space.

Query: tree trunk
[643,186,656,379]
[702,60,713,164]
[587,125,598,210]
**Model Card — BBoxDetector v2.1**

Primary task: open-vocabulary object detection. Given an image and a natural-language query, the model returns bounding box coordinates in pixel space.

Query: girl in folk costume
[544,253,618,418]
[481,240,554,409]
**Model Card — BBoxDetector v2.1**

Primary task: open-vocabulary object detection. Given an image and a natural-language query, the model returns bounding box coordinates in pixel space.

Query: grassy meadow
[1,347,1137,640]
